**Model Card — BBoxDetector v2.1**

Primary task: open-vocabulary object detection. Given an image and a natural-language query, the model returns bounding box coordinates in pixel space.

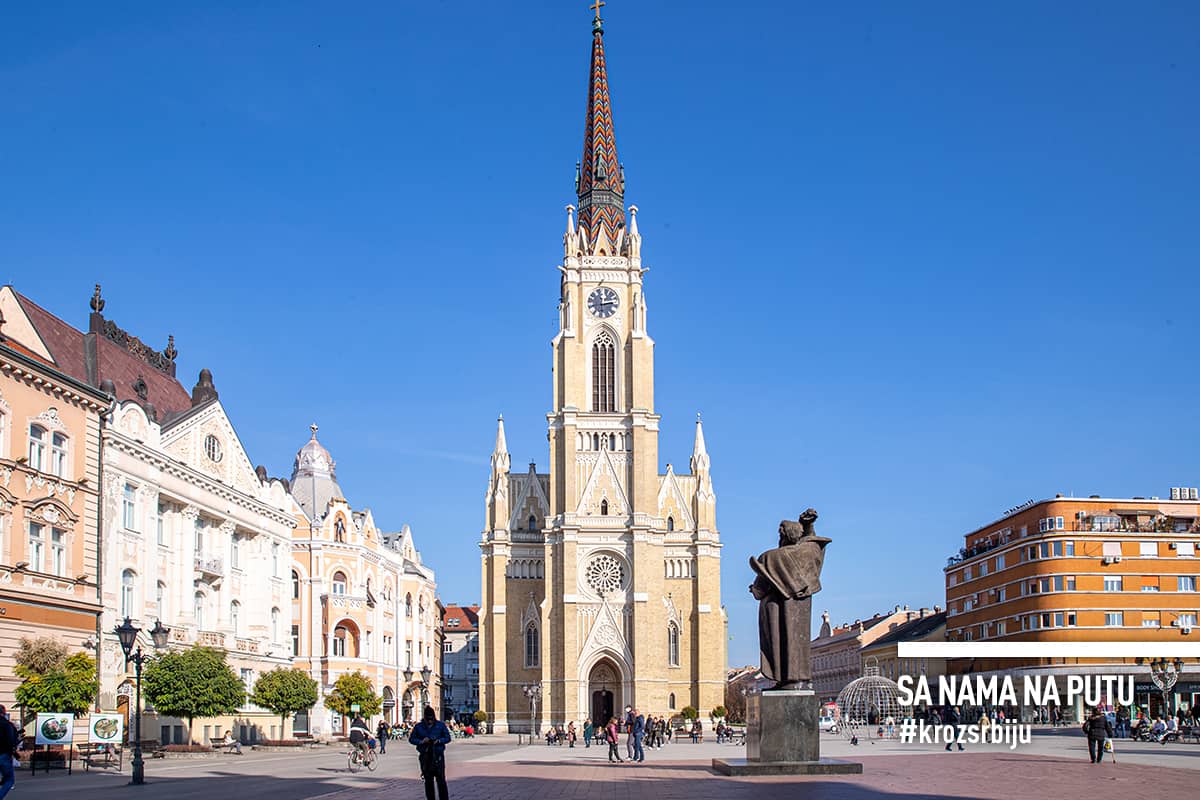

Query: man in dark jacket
[409,706,452,800]
[0,704,19,800]
[1083,708,1114,764]
[631,711,646,763]
[943,706,964,751]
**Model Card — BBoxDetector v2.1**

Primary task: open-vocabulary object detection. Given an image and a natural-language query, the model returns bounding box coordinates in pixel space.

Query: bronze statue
[749,508,831,690]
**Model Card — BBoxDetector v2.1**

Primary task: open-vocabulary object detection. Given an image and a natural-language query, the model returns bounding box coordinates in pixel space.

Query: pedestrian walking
[409,706,451,800]
[606,717,623,763]
[943,705,964,751]
[583,718,593,748]
[624,706,635,761]
[377,719,389,754]
[632,710,645,762]
[1082,708,1113,765]
[0,705,18,800]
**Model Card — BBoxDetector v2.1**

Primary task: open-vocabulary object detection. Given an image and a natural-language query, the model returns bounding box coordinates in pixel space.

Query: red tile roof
[13,290,193,418]
[442,604,479,632]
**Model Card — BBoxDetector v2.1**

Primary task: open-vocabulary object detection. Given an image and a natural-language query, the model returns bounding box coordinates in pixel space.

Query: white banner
[34,713,73,746]
[87,713,123,744]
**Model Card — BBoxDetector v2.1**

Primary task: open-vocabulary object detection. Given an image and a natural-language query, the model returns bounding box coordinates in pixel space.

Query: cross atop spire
[590,0,605,25]
[577,1,625,254]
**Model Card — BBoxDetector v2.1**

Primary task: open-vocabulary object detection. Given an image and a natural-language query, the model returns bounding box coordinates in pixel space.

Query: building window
[28,522,45,572]
[231,601,240,636]
[996,553,1006,570]
[231,534,241,569]
[1104,576,1124,592]
[1140,541,1159,557]
[332,571,347,595]
[1105,612,1124,627]
[600,499,609,516]
[444,641,453,653]
[194,592,206,629]
[1143,616,1161,627]
[1142,579,1160,592]
[50,432,68,477]
[667,622,680,667]
[1180,576,1197,592]
[667,516,674,532]
[668,692,676,710]
[333,626,348,657]
[1178,613,1198,627]
[591,330,616,413]
[271,542,280,577]
[156,503,166,546]
[528,515,537,531]
[123,483,137,530]
[204,434,223,463]
[48,527,65,575]
[1178,542,1195,557]
[28,424,46,471]
[121,569,136,618]
[405,641,412,669]
[194,518,204,554]
[292,571,301,599]
[291,625,300,656]
[524,623,539,668]
[156,581,167,618]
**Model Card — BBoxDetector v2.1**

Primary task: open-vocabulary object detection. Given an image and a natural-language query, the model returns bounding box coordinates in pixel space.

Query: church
[478,7,726,734]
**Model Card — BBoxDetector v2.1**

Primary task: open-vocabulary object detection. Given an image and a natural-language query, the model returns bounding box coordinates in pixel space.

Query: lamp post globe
[421,665,432,686]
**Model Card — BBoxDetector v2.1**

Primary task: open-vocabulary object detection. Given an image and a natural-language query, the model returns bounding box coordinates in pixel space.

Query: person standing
[943,706,964,751]
[632,710,646,763]
[1082,708,1113,764]
[624,706,635,761]
[376,720,390,754]
[605,717,623,763]
[583,719,593,749]
[0,705,19,800]
[409,706,451,800]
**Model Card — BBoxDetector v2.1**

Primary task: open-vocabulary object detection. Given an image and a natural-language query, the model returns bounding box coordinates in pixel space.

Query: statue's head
[778,520,804,546]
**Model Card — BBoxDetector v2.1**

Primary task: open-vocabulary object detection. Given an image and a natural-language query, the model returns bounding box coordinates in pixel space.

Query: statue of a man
[749,508,831,690]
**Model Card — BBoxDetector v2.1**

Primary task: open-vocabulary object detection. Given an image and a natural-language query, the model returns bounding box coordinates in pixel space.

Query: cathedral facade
[478,10,726,735]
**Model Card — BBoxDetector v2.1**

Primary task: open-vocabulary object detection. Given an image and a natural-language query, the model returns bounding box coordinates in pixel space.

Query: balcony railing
[194,555,225,580]
[198,630,226,648]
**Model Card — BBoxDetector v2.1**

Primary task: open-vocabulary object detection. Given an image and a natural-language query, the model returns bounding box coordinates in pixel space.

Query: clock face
[588,287,619,318]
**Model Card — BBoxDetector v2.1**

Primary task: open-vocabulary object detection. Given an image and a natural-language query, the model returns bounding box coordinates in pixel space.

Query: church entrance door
[588,660,620,725]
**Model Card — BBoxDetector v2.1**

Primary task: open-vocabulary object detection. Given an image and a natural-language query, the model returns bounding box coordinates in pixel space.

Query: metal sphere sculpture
[834,665,905,740]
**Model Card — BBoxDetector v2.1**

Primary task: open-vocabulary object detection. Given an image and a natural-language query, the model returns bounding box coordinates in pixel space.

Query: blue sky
[2,2,1197,668]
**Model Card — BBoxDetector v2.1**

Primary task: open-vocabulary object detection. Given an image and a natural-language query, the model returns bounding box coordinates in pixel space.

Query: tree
[680,705,699,721]
[143,646,244,743]
[325,671,381,718]
[14,638,97,717]
[473,710,488,723]
[711,705,728,720]
[250,669,318,739]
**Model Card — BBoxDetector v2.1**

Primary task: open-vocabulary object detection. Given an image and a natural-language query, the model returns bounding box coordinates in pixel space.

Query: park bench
[79,743,123,771]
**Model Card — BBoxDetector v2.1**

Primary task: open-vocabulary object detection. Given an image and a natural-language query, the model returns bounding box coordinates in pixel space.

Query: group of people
[594,706,669,763]
[1131,712,1194,743]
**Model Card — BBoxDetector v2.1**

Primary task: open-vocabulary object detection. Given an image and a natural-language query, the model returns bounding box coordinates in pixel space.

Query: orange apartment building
[945,490,1200,719]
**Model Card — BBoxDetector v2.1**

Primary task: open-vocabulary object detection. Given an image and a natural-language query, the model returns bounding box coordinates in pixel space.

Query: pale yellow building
[478,11,725,735]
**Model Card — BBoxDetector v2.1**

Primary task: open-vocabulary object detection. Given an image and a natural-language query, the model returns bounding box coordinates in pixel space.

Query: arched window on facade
[600,499,609,516]
[332,571,347,595]
[591,330,616,412]
[333,626,348,657]
[194,591,206,630]
[156,581,167,618]
[292,570,301,599]
[528,515,537,531]
[28,424,46,471]
[667,622,680,667]
[667,516,674,532]
[50,432,68,477]
[405,593,413,617]
[120,569,136,619]
[231,600,241,636]
[524,623,539,668]
[271,607,280,642]
[668,692,676,710]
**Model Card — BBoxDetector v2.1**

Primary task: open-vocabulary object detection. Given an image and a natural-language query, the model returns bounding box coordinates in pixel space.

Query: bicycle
[347,740,378,773]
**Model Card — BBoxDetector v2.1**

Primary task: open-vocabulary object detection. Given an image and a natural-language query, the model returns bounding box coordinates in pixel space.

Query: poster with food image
[34,713,74,746]
[88,713,124,744]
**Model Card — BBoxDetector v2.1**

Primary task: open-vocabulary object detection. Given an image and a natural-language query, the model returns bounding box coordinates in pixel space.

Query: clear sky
[3,2,1198,668]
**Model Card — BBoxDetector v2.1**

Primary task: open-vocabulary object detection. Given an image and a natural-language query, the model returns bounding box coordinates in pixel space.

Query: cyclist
[349,715,373,760]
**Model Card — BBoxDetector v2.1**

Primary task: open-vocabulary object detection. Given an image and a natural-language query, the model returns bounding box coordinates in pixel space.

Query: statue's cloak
[749,537,831,601]
[750,538,831,686]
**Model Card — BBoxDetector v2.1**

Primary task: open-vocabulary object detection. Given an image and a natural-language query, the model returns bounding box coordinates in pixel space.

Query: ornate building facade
[0,285,297,743]
[289,428,439,737]
[0,286,108,715]
[478,10,726,734]
[440,604,480,722]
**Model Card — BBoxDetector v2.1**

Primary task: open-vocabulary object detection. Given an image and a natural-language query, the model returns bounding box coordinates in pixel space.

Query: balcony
[235,637,260,654]
[198,630,226,648]
[324,593,368,610]
[194,555,225,583]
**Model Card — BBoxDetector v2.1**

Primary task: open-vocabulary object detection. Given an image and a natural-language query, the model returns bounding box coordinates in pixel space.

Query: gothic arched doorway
[588,659,620,726]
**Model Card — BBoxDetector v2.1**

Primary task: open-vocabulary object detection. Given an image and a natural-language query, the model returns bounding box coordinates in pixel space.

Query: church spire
[690,413,710,476]
[492,414,511,474]
[577,1,625,254]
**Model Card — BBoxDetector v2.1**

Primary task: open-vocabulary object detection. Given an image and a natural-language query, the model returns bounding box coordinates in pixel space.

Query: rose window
[585,554,626,594]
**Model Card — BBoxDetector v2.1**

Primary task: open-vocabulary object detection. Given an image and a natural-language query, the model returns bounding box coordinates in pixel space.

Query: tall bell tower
[479,4,725,735]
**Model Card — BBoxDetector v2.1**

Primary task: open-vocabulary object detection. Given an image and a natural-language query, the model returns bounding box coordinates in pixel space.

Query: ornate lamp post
[420,665,432,711]
[522,682,542,744]
[1148,657,1185,718]
[115,617,170,786]
[403,668,414,722]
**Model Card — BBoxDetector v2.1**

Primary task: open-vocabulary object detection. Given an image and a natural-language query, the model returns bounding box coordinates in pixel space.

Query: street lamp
[1148,657,1185,718]
[522,682,542,744]
[115,617,170,786]
[419,665,432,710]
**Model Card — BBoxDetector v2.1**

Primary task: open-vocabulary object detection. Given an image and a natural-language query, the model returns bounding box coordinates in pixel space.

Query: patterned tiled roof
[577,12,625,253]
[442,604,479,632]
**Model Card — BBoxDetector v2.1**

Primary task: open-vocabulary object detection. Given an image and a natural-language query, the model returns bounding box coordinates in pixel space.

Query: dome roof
[291,424,345,521]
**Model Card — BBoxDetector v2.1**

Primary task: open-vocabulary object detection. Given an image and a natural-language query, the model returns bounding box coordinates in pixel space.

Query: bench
[208,738,243,754]
[79,743,122,771]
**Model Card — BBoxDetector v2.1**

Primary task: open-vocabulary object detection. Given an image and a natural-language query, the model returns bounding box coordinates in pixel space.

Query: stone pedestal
[712,689,861,776]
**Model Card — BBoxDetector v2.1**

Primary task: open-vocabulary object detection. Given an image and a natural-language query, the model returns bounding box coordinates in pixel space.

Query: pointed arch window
[668,692,676,710]
[591,330,616,412]
[600,499,609,516]
[667,516,675,532]
[668,622,680,667]
[528,515,537,531]
[524,622,540,668]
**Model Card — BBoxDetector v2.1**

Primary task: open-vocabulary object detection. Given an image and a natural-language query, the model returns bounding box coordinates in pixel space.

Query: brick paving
[311,753,1196,800]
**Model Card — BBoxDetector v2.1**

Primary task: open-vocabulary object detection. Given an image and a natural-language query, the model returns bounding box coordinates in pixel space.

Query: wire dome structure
[834,663,905,740]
